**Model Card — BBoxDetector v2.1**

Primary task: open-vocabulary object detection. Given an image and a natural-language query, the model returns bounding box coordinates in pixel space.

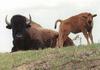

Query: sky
[0,0,100,52]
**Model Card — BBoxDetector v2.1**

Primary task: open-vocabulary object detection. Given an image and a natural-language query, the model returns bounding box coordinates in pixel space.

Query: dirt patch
[13,59,100,70]
[64,59,100,70]
[13,60,51,70]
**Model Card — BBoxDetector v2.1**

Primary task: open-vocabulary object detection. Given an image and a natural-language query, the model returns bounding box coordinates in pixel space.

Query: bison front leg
[11,47,18,52]
[11,41,19,52]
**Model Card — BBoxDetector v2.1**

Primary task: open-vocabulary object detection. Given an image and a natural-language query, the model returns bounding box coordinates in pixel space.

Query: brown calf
[55,12,97,47]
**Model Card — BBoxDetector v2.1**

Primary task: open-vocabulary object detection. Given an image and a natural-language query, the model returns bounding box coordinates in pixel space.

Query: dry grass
[0,43,100,70]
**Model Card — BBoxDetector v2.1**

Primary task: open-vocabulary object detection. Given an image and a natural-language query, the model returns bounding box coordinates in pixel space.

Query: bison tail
[54,19,62,29]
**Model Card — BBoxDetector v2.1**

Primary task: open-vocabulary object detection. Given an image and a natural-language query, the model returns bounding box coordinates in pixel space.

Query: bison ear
[92,14,97,17]
[6,25,12,29]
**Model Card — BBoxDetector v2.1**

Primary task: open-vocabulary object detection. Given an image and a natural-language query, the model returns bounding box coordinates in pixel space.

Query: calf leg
[58,32,64,48]
[62,33,68,47]
[56,33,63,48]
[88,31,94,44]
[55,38,59,48]
[83,31,90,45]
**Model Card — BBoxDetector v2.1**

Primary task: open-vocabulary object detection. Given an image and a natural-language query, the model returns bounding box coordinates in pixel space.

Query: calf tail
[54,19,62,29]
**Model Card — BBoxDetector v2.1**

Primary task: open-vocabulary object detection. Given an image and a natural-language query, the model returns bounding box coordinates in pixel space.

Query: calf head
[82,13,97,27]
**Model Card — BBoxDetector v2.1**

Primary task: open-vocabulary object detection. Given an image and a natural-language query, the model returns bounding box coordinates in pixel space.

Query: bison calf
[55,12,97,47]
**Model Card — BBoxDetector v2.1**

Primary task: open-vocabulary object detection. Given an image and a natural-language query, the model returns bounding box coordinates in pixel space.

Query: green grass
[0,43,100,70]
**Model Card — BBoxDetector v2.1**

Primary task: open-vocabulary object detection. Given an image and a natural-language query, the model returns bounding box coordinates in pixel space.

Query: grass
[0,43,100,70]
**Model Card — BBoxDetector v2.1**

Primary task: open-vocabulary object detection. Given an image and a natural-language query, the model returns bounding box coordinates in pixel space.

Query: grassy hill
[0,44,100,70]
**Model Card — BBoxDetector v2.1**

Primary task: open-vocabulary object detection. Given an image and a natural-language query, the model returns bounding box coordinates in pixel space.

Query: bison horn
[26,14,32,24]
[5,15,10,25]
[92,14,97,17]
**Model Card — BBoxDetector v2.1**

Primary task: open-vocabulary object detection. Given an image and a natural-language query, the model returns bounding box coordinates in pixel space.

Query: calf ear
[92,14,97,17]
[6,25,12,29]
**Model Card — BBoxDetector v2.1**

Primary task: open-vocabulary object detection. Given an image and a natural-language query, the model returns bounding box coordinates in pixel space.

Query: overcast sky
[0,0,99,52]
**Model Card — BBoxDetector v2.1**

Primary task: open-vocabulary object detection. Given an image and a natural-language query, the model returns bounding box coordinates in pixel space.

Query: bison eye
[82,16,87,19]
[26,24,31,28]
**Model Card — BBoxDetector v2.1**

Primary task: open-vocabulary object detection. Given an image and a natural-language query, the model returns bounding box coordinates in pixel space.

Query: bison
[35,28,74,48]
[55,12,97,47]
[5,14,74,52]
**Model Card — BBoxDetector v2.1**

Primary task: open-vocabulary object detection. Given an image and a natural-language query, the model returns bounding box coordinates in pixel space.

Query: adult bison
[5,15,45,52]
[55,12,97,47]
[28,25,74,48]
[37,28,74,48]
[5,14,74,52]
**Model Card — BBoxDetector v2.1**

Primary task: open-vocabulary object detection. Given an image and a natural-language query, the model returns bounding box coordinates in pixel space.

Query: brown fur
[28,22,74,48]
[55,12,97,47]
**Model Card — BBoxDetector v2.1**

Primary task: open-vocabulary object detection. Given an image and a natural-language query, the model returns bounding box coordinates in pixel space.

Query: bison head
[5,14,32,40]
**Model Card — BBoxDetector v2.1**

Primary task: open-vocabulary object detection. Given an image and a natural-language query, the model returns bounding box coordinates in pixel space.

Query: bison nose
[88,20,92,24]
[16,34,24,39]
